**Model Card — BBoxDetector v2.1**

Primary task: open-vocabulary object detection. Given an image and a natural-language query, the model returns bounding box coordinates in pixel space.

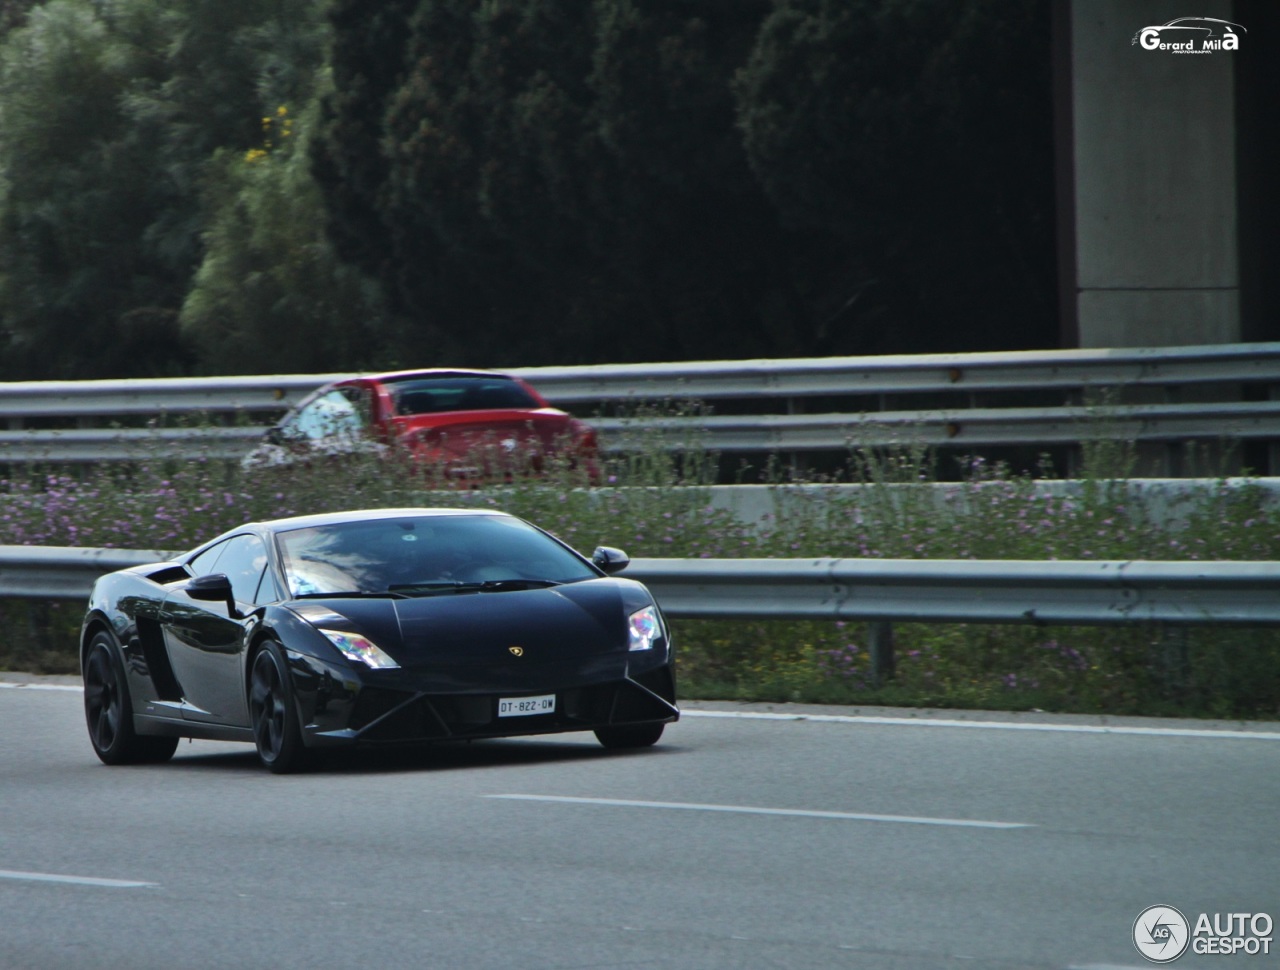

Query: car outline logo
[508,646,524,657]
[1132,16,1246,47]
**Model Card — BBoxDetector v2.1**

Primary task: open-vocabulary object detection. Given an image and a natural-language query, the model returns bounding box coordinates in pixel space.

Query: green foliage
[0,0,353,380]
[734,0,1057,354]
[0,0,1059,380]
[181,96,397,374]
[0,0,38,35]
[312,0,1056,368]
[680,620,1280,720]
[0,0,185,378]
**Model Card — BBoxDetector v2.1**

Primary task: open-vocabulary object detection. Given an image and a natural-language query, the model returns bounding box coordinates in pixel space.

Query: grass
[2,418,1279,719]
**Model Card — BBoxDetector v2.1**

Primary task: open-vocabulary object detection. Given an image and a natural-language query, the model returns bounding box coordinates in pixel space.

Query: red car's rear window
[385,376,540,415]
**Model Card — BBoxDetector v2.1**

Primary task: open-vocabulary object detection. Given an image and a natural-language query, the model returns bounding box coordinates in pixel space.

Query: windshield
[276,514,597,598]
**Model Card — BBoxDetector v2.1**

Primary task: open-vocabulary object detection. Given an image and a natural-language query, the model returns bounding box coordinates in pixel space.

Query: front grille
[351,675,676,744]
[350,687,415,731]
[631,664,677,704]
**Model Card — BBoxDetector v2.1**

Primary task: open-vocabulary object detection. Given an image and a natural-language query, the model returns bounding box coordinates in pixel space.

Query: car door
[161,534,272,727]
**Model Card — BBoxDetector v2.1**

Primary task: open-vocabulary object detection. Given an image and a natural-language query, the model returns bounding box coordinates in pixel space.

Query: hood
[293,578,628,668]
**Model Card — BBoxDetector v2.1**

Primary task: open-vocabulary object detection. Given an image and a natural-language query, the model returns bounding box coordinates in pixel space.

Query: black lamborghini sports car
[81,509,678,772]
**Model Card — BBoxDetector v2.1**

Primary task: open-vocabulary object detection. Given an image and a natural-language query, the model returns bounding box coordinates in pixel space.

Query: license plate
[498,694,556,717]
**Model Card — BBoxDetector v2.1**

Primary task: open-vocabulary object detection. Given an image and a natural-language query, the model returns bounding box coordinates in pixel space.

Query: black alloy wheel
[594,723,665,749]
[83,632,178,765]
[249,640,307,774]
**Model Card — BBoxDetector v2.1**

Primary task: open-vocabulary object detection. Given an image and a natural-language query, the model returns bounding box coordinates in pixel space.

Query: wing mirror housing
[591,546,630,575]
[187,573,242,619]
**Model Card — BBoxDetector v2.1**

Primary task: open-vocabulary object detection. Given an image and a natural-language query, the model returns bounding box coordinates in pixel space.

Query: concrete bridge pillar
[1057,0,1245,349]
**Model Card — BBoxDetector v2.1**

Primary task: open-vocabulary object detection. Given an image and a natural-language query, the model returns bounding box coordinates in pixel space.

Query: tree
[315,0,1056,365]
[0,0,186,378]
[0,0,38,36]
[315,0,826,367]
[181,96,397,374]
[0,0,355,379]
[734,0,1057,353]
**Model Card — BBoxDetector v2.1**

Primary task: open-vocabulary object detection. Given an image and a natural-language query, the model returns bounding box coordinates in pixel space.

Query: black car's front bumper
[286,650,678,747]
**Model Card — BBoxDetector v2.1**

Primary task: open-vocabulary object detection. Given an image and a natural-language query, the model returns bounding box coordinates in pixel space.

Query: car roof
[250,507,514,534]
[342,369,519,385]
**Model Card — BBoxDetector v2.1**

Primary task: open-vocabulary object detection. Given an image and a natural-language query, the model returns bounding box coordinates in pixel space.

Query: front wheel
[249,640,308,773]
[83,633,178,765]
[594,723,665,749]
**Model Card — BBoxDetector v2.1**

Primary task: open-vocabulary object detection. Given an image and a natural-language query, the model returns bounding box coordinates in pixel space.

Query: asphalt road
[1,680,1277,970]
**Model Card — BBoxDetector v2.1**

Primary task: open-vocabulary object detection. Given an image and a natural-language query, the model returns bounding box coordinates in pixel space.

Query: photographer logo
[1131,17,1246,53]
[1133,905,1190,963]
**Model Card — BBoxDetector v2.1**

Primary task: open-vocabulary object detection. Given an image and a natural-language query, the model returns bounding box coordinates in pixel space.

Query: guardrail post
[786,396,802,479]
[1270,383,1280,476]
[1154,622,1191,702]
[868,621,895,686]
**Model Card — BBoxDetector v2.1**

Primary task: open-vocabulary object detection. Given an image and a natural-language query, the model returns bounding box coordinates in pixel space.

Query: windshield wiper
[388,578,562,596]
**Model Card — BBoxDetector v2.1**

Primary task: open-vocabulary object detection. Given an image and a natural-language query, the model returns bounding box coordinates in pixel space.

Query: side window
[253,568,283,605]
[188,540,228,578]
[285,389,366,442]
[207,535,271,605]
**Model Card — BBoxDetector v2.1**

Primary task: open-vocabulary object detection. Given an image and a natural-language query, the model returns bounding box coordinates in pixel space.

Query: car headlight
[628,606,664,652]
[319,629,400,669]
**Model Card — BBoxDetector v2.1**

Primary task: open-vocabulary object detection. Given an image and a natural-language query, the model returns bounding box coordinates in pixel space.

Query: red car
[244,369,599,480]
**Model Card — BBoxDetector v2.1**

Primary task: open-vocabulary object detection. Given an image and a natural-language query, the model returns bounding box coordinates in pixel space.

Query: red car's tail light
[568,418,598,454]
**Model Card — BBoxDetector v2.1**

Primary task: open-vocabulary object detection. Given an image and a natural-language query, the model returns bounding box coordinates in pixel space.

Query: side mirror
[187,574,242,618]
[591,546,630,575]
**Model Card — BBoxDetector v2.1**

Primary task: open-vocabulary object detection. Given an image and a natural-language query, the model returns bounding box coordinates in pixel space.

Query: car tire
[249,640,308,774]
[593,723,665,749]
[83,632,179,766]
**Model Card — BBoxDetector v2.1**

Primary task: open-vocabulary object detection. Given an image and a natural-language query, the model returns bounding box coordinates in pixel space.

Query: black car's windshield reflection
[277,515,595,597]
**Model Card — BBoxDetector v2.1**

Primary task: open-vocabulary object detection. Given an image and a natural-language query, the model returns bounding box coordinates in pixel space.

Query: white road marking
[681,707,1280,741]
[0,868,158,889]
[485,794,1030,829]
[0,682,79,692]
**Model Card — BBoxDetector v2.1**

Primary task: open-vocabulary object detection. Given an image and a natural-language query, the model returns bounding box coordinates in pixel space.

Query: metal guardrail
[0,425,261,462]
[630,558,1280,627]
[515,341,1280,402]
[2,342,1280,462]
[5,401,1280,462]
[0,547,171,600]
[0,375,350,422]
[601,401,1280,451]
[4,546,1278,627]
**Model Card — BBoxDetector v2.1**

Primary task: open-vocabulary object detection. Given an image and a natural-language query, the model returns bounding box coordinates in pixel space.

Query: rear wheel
[83,632,178,765]
[249,640,308,774]
[594,723,665,749]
